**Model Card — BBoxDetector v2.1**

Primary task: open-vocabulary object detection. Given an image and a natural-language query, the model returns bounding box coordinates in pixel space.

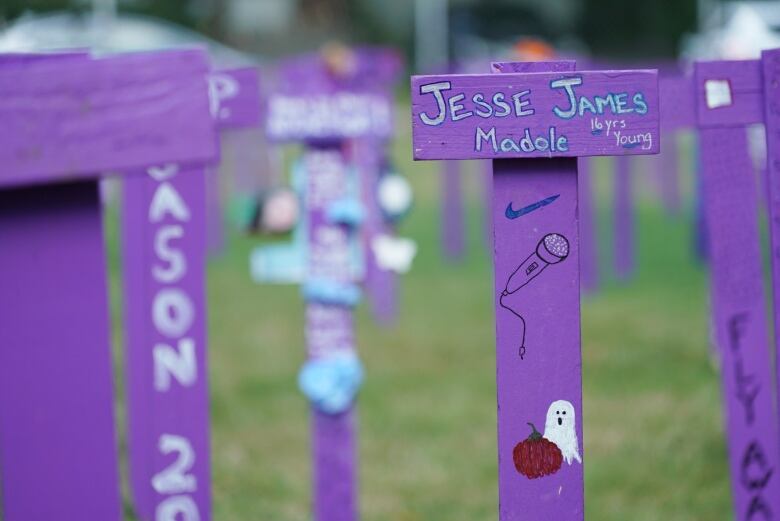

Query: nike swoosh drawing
[505,194,560,220]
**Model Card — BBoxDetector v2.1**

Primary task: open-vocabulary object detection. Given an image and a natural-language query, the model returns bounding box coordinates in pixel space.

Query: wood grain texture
[411,70,659,160]
[491,61,584,521]
[0,49,217,188]
[697,56,780,518]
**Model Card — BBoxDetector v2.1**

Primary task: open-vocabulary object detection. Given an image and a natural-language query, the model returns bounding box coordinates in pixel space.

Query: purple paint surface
[209,67,261,128]
[614,155,635,280]
[411,70,660,160]
[303,145,358,521]
[697,57,780,519]
[122,165,211,520]
[354,139,398,325]
[659,133,681,214]
[700,126,780,520]
[696,60,763,128]
[0,50,217,189]
[763,48,780,492]
[660,75,696,129]
[578,158,599,292]
[492,61,584,521]
[493,159,584,519]
[205,164,225,256]
[0,181,121,520]
[441,160,466,259]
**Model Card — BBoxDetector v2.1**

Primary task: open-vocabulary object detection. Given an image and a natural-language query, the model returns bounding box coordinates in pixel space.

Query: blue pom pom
[326,198,365,226]
[298,352,364,414]
[302,278,362,307]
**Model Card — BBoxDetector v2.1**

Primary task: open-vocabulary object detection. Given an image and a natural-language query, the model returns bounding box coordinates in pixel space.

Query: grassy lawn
[107,118,731,519]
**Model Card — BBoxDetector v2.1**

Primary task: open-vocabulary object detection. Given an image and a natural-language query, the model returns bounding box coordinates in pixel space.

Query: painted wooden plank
[0,49,217,188]
[696,60,763,128]
[209,67,261,128]
[441,160,465,259]
[304,145,359,521]
[266,91,393,142]
[122,163,211,521]
[614,155,635,280]
[491,61,584,521]
[0,181,121,520]
[411,69,659,160]
[696,57,780,519]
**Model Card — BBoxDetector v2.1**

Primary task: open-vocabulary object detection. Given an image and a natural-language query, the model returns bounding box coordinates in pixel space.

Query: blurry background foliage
[1,0,698,61]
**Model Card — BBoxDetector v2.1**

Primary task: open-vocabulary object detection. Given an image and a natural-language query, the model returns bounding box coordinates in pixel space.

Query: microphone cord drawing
[499,233,570,359]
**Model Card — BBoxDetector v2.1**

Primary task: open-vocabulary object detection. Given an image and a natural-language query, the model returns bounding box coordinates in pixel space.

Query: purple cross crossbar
[411,60,659,519]
[204,67,262,254]
[0,49,217,521]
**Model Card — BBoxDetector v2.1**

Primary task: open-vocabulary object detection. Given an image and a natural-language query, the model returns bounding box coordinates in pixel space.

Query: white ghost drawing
[543,399,582,465]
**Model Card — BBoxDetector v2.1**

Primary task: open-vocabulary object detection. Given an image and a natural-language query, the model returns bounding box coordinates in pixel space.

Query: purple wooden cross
[121,63,256,521]
[0,49,217,521]
[411,60,659,518]
[264,48,401,521]
[695,55,780,519]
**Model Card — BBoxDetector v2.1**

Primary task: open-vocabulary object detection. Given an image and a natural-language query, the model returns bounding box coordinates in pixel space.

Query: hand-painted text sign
[0,49,217,188]
[209,67,261,128]
[411,70,660,160]
[266,92,392,142]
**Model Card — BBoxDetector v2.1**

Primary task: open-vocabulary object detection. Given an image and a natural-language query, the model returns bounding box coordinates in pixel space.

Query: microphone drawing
[500,233,570,359]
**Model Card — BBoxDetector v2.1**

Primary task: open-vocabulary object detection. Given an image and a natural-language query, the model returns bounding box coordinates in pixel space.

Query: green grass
[106,119,732,519]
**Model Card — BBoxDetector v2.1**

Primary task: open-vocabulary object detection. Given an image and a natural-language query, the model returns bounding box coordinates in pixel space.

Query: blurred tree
[580,0,698,57]
[2,0,78,23]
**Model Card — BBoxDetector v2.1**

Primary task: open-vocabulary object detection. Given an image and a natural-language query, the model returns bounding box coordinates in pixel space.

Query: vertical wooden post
[0,181,122,520]
[762,48,780,508]
[355,138,399,325]
[122,164,212,521]
[0,49,216,521]
[492,60,583,519]
[613,155,635,280]
[263,47,402,521]
[695,57,780,519]
[411,60,659,520]
[121,64,257,521]
[303,144,359,521]
[441,160,466,259]
[578,158,599,293]
[660,133,681,214]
